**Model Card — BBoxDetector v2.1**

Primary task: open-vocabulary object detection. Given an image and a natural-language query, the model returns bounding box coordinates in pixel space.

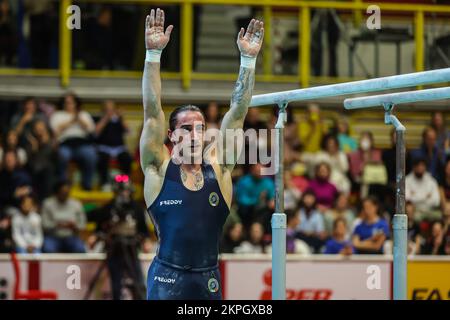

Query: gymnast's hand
[237,19,264,58]
[145,8,173,50]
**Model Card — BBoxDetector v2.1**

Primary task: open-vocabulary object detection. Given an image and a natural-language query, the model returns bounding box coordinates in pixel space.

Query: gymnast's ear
[168,129,174,143]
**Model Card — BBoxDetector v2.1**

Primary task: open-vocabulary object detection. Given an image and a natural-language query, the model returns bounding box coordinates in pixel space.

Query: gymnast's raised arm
[140,8,173,173]
[219,19,264,172]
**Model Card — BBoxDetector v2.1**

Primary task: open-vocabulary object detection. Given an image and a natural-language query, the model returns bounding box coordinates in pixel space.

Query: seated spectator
[303,134,350,194]
[335,116,357,154]
[11,195,43,254]
[220,222,244,253]
[306,162,338,211]
[41,180,86,253]
[9,97,47,147]
[204,101,221,130]
[297,103,328,153]
[234,222,267,254]
[285,209,311,255]
[430,111,450,155]
[284,170,302,211]
[410,127,445,181]
[419,220,447,255]
[26,120,58,200]
[0,129,28,167]
[405,157,441,221]
[352,196,390,254]
[324,193,355,236]
[0,208,12,253]
[324,217,354,255]
[348,131,383,185]
[50,93,98,190]
[0,150,32,208]
[406,201,422,255]
[295,191,327,253]
[235,163,275,230]
[95,100,132,190]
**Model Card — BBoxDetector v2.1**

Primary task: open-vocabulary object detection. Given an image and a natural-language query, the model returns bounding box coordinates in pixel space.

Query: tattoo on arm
[219,66,255,170]
[142,61,162,121]
[230,66,255,118]
[140,60,167,172]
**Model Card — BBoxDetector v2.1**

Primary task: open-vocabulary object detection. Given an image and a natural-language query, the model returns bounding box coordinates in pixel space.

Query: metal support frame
[272,102,288,300]
[250,68,450,107]
[384,103,407,300]
[343,88,450,300]
[252,68,450,301]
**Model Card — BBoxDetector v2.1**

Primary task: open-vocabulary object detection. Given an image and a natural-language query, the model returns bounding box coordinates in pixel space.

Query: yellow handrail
[181,2,193,90]
[415,10,425,73]
[300,6,310,88]
[59,0,72,87]
[1,0,450,90]
[262,5,272,76]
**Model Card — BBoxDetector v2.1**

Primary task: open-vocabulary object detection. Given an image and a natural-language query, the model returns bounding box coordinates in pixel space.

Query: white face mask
[360,138,371,151]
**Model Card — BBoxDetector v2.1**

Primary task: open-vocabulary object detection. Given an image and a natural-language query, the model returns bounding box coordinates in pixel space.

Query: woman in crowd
[0,129,28,167]
[26,120,58,200]
[324,193,355,236]
[50,92,97,190]
[352,197,390,254]
[324,217,354,255]
[306,162,338,211]
[295,191,327,253]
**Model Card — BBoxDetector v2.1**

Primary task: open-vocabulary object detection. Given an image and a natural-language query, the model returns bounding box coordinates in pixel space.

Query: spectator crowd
[0,94,136,254]
[1,95,450,257]
[220,105,450,256]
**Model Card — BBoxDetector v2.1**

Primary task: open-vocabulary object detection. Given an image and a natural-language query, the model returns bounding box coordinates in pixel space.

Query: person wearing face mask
[405,157,441,222]
[348,131,383,190]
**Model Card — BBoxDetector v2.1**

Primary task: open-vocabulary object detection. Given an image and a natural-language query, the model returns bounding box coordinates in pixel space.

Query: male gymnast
[141,7,264,299]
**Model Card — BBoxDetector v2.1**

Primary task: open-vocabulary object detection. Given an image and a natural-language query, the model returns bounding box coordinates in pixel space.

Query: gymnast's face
[169,111,206,163]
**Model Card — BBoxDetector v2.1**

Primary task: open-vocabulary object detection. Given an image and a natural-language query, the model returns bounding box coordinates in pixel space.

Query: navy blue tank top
[147,159,229,269]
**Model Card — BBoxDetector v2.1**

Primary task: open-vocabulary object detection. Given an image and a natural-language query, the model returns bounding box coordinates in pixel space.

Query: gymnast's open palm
[237,19,264,58]
[145,8,173,50]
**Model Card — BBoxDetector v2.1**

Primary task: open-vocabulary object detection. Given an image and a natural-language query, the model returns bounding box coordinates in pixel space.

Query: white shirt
[12,211,43,249]
[50,111,95,142]
[405,172,440,212]
[41,196,86,238]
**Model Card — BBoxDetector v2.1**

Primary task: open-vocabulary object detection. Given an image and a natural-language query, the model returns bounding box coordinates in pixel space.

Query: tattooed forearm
[218,66,255,170]
[229,66,255,121]
[142,61,162,120]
